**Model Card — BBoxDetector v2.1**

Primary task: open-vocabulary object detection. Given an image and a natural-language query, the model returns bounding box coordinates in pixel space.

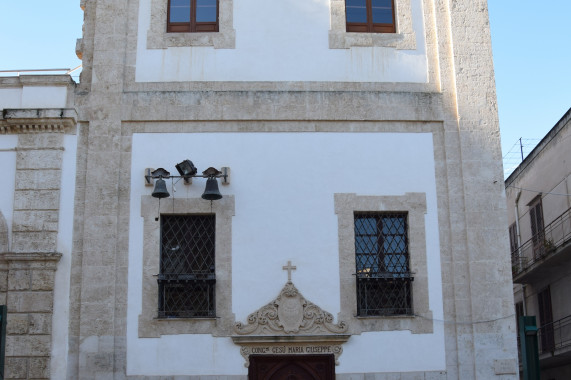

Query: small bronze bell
[201,177,222,200]
[152,178,170,198]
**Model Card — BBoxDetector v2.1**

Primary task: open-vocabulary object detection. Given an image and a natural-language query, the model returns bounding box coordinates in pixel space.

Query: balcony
[511,206,571,283]
[537,315,571,368]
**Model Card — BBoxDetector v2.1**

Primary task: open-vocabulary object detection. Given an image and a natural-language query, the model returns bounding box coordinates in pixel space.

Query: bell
[152,178,170,198]
[201,177,222,200]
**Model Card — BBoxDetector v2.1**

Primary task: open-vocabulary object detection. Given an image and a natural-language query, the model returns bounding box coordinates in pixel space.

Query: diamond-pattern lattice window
[354,212,412,316]
[158,214,216,318]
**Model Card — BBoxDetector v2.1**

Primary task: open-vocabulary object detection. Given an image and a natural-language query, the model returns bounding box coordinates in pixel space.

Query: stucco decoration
[235,281,347,335]
[0,211,8,252]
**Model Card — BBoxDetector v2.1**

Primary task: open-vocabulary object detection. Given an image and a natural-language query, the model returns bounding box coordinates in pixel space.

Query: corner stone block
[30,270,56,291]
[4,357,28,379]
[12,210,59,233]
[16,150,63,171]
[7,270,31,291]
[5,335,52,356]
[7,291,53,313]
[10,231,58,254]
[17,133,64,150]
[15,170,62,191]
[29,313,52,335]
[0,270,8,292]
[13,190,60,211]
[6,313,29,335]
[29,356,50,379]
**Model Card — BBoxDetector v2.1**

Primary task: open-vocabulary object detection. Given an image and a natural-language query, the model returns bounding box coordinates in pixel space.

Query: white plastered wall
[0,135,18,251]
[51,134,78,380]
[127,132,445,375]
[135,0,428,82]
[0,85,68,109]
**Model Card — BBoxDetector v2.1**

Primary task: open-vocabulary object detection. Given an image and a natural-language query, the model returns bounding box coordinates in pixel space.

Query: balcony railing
[537,315,571,354]
[511,206,571,278]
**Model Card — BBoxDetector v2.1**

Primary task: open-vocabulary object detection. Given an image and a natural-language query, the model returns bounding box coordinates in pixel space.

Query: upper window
[354,212,412,316]
[168,0,219,32]
[529,196,544,257]
[345,0,396,33]
[158,214,216,318]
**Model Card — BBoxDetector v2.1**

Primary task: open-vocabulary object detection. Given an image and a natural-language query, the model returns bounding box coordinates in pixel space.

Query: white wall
[135,0,428,83]
[127,132,445,375]
[51,134,78,380]
[0,85,68,109]
[0,135,18,250]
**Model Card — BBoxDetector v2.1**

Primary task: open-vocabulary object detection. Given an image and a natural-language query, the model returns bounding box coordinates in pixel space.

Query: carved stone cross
[282,261,297,282]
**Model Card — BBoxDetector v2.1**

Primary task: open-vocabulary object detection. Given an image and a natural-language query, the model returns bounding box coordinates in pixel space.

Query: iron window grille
[354,212,412,316]
[158,214,216,318]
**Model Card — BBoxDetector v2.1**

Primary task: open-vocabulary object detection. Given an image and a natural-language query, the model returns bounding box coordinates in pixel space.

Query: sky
[0,0,570,177]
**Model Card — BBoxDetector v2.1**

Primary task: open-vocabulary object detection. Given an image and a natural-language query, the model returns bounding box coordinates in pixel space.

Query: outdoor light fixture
[175,159,198,183]
[145,159,229,201]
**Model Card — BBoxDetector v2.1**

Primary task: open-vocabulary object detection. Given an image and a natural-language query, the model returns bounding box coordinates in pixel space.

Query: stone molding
[138,195,235,337]
[0,75,75,87]
[1,109,78,134]
[0,252,62,268]
[121,92,444,122]
[329,0,416,50]
[235,281,348,336]
[147,0,235,49]
[334,192,433,334]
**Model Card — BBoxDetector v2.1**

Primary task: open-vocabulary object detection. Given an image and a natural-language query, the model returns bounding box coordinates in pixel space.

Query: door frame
[248,354,335,380]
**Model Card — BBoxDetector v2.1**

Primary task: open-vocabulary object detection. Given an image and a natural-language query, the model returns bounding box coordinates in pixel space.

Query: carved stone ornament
[234,282,348,335]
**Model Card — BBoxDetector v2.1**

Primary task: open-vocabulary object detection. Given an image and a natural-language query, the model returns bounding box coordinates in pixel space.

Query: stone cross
[282,261,297,282]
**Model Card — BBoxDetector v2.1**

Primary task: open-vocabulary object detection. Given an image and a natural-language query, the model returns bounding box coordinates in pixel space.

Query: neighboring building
[507,108,571,380]
[0,0,518,379]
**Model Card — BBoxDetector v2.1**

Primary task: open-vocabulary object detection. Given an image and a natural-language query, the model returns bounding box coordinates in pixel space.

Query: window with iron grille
[354,212,412,316]
[158,214,216,318]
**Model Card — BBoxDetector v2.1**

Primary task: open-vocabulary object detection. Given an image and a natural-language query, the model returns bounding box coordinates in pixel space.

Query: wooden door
[248,355,335,380]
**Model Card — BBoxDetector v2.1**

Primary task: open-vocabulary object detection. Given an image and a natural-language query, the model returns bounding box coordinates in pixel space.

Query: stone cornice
[0,75,75,87]
[232,334,351,344]
[1,108,77,134]
[0,252,62,270]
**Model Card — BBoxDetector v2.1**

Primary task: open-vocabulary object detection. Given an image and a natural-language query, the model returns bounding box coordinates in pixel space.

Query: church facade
[0,0,518,379]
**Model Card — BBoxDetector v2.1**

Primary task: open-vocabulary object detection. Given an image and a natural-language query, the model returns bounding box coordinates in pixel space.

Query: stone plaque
[494,359,517,375]
[233,336,349,367]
